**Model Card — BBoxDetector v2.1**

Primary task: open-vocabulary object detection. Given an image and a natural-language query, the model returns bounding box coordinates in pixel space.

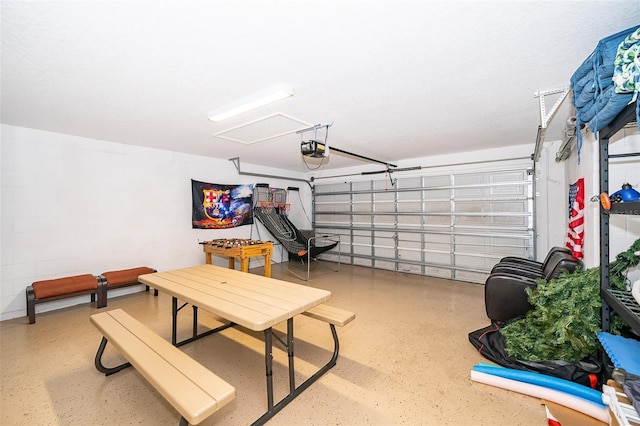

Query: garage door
[312,166,534,283]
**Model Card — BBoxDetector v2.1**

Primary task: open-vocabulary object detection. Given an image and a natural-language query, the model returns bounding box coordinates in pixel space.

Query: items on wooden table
[203,238,267,248]
[200,238,273,277]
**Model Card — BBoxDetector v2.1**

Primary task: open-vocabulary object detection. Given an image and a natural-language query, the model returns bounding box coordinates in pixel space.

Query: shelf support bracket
[535,87,571,129]
[532,86,571,162]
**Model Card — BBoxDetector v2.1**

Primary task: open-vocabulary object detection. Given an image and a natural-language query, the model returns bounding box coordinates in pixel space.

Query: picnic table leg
[252,319,338,426]
[287,318,295,392]
[192,306,198,338]
[172,297,178,346]
[264,328,274,411]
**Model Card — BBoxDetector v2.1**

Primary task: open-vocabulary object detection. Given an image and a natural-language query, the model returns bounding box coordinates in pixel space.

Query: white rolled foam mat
[470,370,608,423]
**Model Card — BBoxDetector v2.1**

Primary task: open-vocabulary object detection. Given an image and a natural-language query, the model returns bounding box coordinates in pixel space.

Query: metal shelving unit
[599,102,640,335]
[610,200,640,216]
[592,102,640,426]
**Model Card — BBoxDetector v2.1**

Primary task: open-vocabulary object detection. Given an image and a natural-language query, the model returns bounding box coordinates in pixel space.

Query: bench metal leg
[26,287,36,324]
[179,416,188,426]
[97,278,108,308]
[94,337,132,376]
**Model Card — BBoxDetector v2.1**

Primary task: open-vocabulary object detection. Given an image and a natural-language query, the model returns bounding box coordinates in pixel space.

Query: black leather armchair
[484,251,582,323]
[490,250,578,281]
[490,246,572,275]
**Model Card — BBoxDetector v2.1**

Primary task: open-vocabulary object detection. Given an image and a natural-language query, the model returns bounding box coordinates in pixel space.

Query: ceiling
[2,1,640,173]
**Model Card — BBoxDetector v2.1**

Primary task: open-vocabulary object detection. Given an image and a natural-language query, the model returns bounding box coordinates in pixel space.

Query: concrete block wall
[0,125,307,320]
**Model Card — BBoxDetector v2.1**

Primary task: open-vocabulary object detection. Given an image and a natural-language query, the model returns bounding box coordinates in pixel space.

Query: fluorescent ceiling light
[208,85,294,122]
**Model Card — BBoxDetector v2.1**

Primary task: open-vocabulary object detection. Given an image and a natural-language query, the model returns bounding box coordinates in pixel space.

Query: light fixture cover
[208,85,294,122]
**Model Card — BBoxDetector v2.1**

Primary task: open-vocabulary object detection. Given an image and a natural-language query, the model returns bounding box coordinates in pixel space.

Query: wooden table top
[203,243,272,256]
[138,265,331,331]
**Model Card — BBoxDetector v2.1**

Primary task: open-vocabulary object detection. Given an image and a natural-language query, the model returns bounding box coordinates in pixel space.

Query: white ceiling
[2,1,640,172]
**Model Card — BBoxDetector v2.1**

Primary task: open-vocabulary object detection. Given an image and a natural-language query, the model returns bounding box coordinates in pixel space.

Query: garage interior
[1,2,640,425]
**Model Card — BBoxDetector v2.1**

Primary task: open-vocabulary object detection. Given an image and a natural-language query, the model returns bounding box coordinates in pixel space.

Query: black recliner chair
[490,246,572,275]
[484,251,582,323]
[490,249,577,281]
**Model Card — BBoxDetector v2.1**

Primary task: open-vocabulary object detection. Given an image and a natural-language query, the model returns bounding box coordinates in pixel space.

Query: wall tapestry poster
[191,180,254,229]
[565,177,585,259]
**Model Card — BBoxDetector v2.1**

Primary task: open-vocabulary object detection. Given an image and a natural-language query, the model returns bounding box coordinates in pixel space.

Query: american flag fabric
[566,178,585,259]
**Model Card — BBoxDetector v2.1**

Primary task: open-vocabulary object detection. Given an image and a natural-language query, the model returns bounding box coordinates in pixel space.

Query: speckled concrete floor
[0,263,546,425]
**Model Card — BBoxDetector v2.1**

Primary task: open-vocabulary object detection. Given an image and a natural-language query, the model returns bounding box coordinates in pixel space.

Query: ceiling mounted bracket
[228,157,311,186]
[299,123,398,169]
[532,86,571,162]
[534,86,570,129]
[296,123,333,136]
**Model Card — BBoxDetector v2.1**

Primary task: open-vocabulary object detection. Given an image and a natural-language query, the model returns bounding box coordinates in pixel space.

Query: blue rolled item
[574,74,597,109]
[472,364,604,407]
[571,51,595,88]
[578,97,597,123]
[587,90,634,132]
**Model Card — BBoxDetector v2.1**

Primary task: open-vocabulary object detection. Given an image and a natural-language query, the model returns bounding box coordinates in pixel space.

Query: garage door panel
[313,162,533,283]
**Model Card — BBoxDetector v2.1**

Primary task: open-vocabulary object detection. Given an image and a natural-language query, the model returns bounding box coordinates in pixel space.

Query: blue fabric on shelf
[576,85,633,126]
[595,25,640,82]
[574,72,597,108]
[597,332,640,377]
[571,25,640,142]
[587,89,634,132]
[577,84,618,125]
[572,52,595,88]
[578,97,597,123]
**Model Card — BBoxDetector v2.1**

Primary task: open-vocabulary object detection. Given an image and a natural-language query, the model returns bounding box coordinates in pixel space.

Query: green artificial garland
[501,238,640,362]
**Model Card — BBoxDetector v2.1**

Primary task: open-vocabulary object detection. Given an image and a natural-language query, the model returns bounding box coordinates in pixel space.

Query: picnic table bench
[90,308,235,425]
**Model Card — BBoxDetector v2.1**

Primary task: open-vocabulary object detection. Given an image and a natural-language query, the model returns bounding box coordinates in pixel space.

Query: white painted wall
[533,139,570,260]
[2,123,638,321]
[0,125,310,320]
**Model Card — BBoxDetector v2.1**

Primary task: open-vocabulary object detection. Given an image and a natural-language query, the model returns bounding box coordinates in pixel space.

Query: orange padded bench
[100,267,157,307]
[27,274,106,324]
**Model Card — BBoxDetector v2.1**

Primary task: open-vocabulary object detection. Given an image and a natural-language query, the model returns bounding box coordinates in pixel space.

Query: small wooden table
[201,239,273,277]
